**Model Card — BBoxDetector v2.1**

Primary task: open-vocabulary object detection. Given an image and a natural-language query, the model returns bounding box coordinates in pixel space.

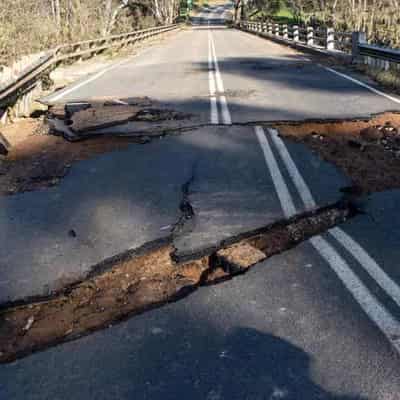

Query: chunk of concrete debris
[47,97,191,141]
[23,316,35,332]
[216,242,266,274]
[70,105,142,133]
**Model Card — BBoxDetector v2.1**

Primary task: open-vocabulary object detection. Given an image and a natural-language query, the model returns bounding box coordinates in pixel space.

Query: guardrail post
[307,26,314,46]
[274,23,280,36]
[326,28,335,50]
[258,22,262,32]
[268,23,273,34]
[352,31,366,63]
[262,22,267,33]
[283,24,288,39]
[293,25,299,42]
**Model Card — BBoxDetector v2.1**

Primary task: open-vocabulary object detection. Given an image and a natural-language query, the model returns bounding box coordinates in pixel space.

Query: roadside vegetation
[236,0,400,48]
[0,0,184,67]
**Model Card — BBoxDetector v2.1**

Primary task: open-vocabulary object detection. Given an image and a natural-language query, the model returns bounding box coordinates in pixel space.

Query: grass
[193,0,209,9]
[272,6,298,24]
[248,1,301,25]
[360,65,400,93]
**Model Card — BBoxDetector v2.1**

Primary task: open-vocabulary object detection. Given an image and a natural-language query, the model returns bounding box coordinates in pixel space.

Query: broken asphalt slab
[0,124,351,305]
[45,98,200,141]
[174,126,351,259]
[0,132,193,304]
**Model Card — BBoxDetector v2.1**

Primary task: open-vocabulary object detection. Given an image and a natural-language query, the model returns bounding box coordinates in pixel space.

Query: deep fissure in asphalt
[0,200,355,364]
[2,104,399,363]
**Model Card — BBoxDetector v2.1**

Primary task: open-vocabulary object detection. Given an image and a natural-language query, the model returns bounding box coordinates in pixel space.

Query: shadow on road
[115,325,366,400]
[0,322,367,399]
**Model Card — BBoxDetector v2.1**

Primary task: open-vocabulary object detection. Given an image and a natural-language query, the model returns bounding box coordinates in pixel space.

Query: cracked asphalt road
[1,3,400,399]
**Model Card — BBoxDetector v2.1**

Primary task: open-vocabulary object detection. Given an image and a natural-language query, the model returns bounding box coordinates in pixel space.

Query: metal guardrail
[239,21,338,53]
[0,53,55,107]
[359,43,400,63]
[238,20,400,69]
[0,24,179,110]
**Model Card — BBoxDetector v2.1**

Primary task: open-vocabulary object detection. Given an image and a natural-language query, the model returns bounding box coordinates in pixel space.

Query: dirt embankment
[0,118,142,195]
[276,112,400,194]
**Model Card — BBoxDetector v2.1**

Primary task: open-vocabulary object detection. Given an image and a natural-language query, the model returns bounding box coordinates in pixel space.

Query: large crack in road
[3,101,400,196]
[0,200,355,364]
[2,104,400,364]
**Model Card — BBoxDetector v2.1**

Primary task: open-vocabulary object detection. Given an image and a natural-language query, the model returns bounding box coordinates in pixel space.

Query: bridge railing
[239,21,349,53]
[0,24,180,124]
[238,20,400,73]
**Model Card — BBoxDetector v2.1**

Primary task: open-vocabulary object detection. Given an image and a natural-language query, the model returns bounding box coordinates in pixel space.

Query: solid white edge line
[265,127,400,352]
[208,24,219,124]
[268,127,400,310]
[268,128,316,210]
[47,58,128,102]
[208,36,217,96]
[210,38,225,93]
[255,126,296,218]
[220,96,232,125]
[208,23,212,70]
[322,66,400,105]
[210,97,219,124]
[210,31,232,125]
[310,235,400,354]
[111,99,129,105]
[46,43,157,103]
[330,227,400,309]
[209,69,217,96]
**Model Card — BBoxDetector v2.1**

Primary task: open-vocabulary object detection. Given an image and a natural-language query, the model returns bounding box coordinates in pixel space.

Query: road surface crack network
[171,162,197,240]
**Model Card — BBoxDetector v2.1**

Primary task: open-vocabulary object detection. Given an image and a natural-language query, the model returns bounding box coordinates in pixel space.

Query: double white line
[208,25,232,125]
[255,125,400,354]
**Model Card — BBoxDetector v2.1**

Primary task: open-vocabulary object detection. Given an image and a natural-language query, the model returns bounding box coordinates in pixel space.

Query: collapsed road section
[46,97,196,142]
[0,201,354,364]
[2,102,400,364]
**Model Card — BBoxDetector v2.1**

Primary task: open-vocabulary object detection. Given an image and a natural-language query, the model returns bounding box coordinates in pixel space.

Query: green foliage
[0,0,158,66]
[193,0,209,10]
[248,0,299,24]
